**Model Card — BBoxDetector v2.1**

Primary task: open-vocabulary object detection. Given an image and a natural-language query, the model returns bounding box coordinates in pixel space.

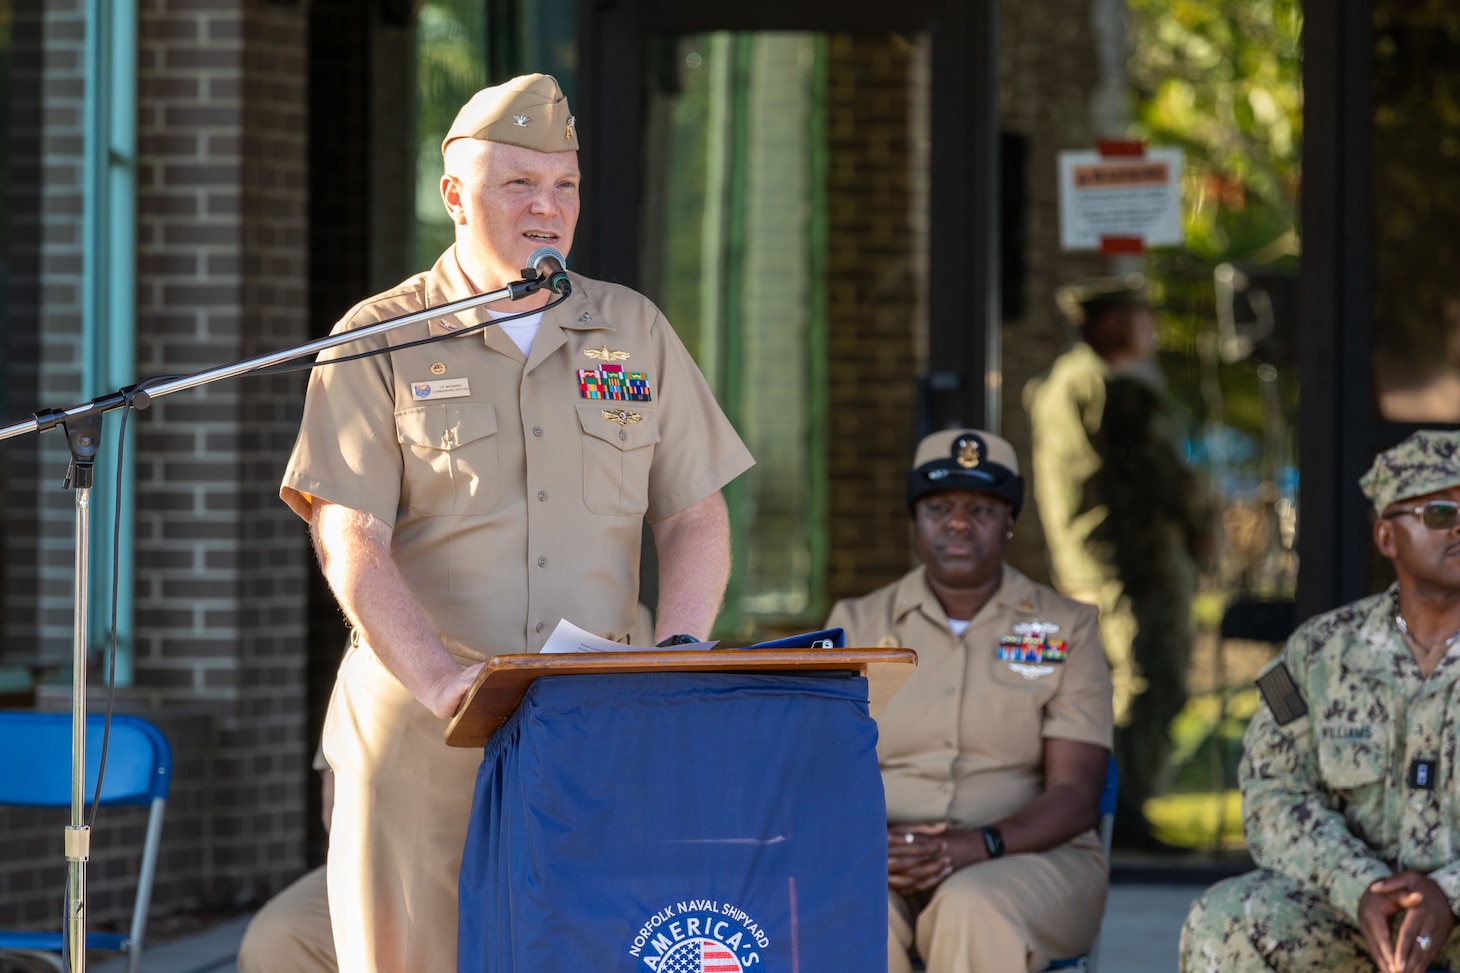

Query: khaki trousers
[322,641,483,973]
[236,866,335,973]
[888,837,1108,973]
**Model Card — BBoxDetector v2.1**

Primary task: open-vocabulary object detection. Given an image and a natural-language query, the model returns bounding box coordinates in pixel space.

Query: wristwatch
[980,826,1005,859]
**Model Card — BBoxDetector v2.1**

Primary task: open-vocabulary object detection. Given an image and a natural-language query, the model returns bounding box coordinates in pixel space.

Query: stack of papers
[539,620,719,654]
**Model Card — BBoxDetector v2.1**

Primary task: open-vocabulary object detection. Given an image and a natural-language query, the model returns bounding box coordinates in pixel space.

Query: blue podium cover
[459,670,887,972]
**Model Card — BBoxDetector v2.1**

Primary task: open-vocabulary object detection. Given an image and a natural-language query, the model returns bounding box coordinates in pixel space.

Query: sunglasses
[1383,501,1460,530]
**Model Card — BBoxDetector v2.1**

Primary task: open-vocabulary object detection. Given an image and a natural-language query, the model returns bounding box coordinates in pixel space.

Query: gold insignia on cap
[585,345,631,362]
[566,115,576,141]
[430,362,447,376]
[602,409,643,425]
[956,437,981,469]
[876,635,900,649]
[441,74,578,154]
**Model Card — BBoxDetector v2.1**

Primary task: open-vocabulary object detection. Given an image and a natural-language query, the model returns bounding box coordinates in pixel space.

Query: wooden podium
[444,647,916,747]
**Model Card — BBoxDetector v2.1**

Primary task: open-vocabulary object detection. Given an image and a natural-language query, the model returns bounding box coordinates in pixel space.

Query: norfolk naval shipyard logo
[628,899,770,971]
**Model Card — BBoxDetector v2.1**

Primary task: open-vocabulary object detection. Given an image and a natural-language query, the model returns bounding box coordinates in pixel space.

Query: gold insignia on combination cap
[907,429,1026,519]
[441,73,580,154]
[1359,429,1460,514]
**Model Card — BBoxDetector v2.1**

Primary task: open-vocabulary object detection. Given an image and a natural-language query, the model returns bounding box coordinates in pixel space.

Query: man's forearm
[311,501,469,715]
[650,492,731,642]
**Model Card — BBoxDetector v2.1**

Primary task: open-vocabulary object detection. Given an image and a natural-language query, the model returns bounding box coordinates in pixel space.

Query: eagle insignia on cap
[511,114,531,127]
[956,436,981,469]
[565,115,576,141]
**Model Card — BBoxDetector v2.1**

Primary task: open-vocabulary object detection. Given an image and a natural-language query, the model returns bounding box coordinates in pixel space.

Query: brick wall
[823,33,926,605]
[0,0,313,931]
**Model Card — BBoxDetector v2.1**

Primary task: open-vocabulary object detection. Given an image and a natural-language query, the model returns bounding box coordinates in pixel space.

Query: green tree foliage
[1125,0,1304,598]
[1127,0,1302,262]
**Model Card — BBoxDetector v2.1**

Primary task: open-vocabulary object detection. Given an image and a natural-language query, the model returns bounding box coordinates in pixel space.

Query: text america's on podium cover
[458,669,888,972]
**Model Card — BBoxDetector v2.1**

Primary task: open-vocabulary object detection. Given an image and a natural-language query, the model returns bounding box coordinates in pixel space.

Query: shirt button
[537,556,547,567]
[618,430,628,441]
[945,687,956,696]
[944,739,955,748]
[537,490,548,501]
[532,426,543,437]
[535,622,544,634]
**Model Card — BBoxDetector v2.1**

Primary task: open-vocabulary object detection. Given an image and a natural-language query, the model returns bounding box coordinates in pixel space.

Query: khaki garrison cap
[1360,429,1460,514]
[441,73,579,154]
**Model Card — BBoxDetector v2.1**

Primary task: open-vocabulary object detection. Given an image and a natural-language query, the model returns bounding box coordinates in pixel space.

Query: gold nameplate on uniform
[411,378,472,400]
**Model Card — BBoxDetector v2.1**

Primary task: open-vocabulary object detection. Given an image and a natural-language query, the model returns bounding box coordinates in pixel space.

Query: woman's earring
[1006,531,1014,539]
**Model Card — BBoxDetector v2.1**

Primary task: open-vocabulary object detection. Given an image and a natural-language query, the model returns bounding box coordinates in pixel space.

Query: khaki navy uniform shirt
[1024,342,1109,598]
[827,564,1114,829]
[1243,585,1460,924]
[281,247,755,658]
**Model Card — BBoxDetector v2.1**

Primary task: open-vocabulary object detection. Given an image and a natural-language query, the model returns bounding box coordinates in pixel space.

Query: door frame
[573,0,1001,429]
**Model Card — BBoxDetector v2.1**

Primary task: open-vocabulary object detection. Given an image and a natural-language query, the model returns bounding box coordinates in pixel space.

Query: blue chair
[0,712,172,973]
[1044,756,1118,973]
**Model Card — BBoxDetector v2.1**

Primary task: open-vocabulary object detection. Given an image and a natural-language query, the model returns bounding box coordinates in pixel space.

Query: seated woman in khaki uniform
[826,429,1115,973]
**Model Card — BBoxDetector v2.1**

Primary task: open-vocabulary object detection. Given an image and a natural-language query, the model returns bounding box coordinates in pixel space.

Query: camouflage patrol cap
[906,429,1025,519]
[1360,429,1460,514]
[441,74,579,155]
[1055,273,1152,327]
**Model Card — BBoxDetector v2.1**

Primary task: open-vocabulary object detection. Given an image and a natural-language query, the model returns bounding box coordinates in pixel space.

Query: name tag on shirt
[411,378,471,400]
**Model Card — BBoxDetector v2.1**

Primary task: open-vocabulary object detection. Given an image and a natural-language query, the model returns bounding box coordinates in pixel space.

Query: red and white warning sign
[1057,140,1184,254]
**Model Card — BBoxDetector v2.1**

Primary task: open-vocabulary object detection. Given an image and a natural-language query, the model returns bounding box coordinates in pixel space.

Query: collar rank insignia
[512,114,531,127]
[997,620,1068,664]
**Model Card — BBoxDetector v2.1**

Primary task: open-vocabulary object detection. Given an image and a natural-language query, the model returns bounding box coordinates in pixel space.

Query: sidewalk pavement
[88,879,1209,973]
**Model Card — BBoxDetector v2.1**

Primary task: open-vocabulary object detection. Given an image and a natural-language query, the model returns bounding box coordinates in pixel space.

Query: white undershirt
[487,308,544,358]
[947,618,970,637]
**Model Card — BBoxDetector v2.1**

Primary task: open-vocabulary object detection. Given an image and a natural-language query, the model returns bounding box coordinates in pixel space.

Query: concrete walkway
[83,879,1208,973]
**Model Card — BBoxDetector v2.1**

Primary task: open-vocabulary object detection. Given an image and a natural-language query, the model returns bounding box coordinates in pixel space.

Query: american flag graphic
[658,938,743,973]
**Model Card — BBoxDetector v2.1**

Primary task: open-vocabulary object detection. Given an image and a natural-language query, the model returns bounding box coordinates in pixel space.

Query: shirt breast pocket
[395,403,499,516]
[1315,724,1390,793]
[576,403,661,516]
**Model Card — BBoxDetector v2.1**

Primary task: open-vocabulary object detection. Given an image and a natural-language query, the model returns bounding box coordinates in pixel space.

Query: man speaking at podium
[280,74,753,973]
[827,430,1114,973]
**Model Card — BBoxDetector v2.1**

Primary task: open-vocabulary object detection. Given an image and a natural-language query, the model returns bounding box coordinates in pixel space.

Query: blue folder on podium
[452,634,907,973]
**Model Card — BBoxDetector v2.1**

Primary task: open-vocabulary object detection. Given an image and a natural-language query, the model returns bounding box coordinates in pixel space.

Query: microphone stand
[0,269,554,972]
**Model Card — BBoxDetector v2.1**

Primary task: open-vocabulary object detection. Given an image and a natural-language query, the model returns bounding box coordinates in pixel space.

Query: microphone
[527,246,572,296]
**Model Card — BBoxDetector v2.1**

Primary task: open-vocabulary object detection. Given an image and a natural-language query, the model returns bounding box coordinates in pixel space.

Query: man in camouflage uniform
[1024,276,1212,843]
[1181,429,1460,973]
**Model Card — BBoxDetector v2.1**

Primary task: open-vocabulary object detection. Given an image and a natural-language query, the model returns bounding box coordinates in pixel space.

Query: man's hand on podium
[656,634,702,647]
[427,662,485,721]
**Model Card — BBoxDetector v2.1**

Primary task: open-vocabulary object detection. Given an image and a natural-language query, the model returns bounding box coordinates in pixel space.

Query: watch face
[983,827,1005,858]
